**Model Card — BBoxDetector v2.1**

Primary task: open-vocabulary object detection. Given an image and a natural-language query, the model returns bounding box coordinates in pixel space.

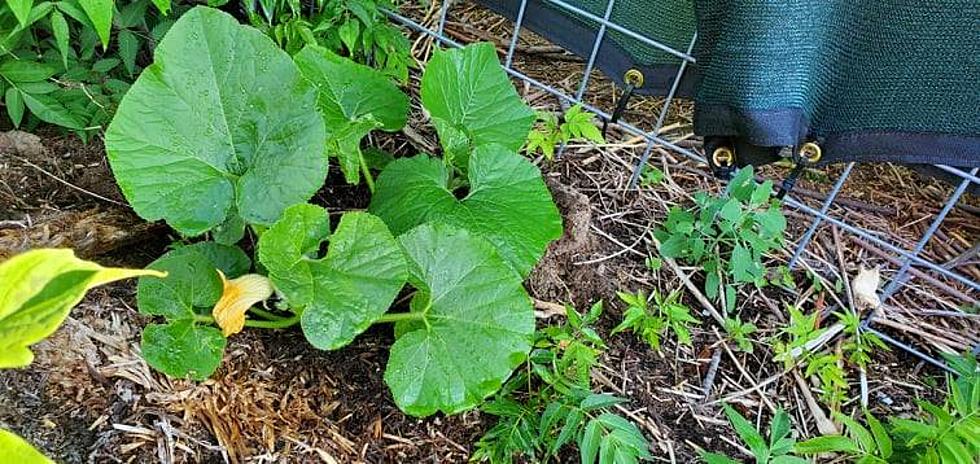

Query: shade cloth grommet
[624,69,644,88]
[799,142,822,164]
[602,69,645,136]
[711,146,735,167]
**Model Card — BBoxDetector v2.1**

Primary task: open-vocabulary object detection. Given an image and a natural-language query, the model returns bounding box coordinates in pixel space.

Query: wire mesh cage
[386,0,979,370]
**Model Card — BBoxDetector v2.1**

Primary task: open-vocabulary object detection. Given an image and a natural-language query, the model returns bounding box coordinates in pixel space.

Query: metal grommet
[799,142,822,163]
[712,146,735,167]
[624,69,644,88]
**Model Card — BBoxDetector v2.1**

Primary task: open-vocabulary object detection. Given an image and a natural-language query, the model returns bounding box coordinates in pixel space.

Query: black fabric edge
[695,105,809,147]
[820,132,980,168]
[476,0,696,97]
[696,105,979,168]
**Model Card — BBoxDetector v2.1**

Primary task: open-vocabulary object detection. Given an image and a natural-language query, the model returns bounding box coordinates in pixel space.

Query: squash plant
[104,7,562,416]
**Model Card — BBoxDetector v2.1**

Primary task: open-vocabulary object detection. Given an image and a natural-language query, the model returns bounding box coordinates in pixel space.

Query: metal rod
[556,0,616,159]
[876,167,979,302]
[628,32,698,189]
[542,0,695,63]
[935,164,980,186]
[504,0,530,69]
[787,162,856,269]
[782,193,980,293]
[436,0,450,36]
[864,327,955,374]
[574,0,616,100]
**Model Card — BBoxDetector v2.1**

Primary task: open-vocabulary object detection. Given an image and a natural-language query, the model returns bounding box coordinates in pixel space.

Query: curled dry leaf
[212,271,274,336]
[851,266,881,309]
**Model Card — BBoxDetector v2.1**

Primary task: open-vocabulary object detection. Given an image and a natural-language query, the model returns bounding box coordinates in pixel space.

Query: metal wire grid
[385,0,980,369]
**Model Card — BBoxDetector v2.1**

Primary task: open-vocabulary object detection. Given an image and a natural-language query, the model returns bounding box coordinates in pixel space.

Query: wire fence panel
[386,1,979,368]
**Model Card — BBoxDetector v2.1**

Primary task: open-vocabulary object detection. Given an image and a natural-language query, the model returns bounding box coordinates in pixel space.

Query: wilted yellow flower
[212,270,274,336]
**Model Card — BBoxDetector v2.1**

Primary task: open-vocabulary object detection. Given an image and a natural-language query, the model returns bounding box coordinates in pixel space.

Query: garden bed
[1,2,977,463]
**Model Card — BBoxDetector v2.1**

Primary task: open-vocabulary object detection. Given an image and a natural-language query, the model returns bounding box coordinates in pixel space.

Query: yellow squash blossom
[212,271,274,336]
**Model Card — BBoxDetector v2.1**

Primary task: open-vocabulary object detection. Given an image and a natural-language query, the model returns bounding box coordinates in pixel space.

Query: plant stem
[249,307,288,321]
[375,311,425,324]
[244,314,301,329]
[359,153,375,193]
[193,311,300,329]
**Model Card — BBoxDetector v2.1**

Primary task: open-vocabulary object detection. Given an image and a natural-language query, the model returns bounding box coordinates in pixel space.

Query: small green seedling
[795,410,894,464]
[639,166,665,187]
[612,289,699,351]
[473,301,653,464]
[655,166,786,307]
[804,353,849,412]
[835,310,889,369]
[701,405,806,464]
[772,306,848,411]
[526,104,605,160]
[772,306,826,364]
[723,316,758,353]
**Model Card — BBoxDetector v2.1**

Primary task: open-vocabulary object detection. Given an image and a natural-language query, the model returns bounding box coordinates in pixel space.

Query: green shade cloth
[478,0,980,168]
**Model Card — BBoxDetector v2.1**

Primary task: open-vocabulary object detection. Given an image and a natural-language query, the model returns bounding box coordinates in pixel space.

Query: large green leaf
[258,205,407,350]
[135,243,249,380]
[105,7,327,237]
[141,319,226,380]
[0,60,57,82]
[0,429,52,464]
[385,223,534,416]
[420,42,535,168]
[50,10,70,69]
[369,144,562,276]
[137,242,249,321]
[0,249,163,368]
[78,0,113,48]
[294,45,408,185]
[4,87,24,127]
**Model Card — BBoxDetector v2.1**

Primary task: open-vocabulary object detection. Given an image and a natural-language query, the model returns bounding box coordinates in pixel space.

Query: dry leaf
[852,266,881,309]
[212,271,274,336]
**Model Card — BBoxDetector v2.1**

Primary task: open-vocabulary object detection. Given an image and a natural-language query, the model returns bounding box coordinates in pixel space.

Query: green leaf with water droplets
[369,144,562,277]
[294,45,408,185]
[258,204,407,350]
[420,42,535,169]
[384,223,535,416]
[141,319,226,380]
[106,7,326,237]
[137,242,250,321]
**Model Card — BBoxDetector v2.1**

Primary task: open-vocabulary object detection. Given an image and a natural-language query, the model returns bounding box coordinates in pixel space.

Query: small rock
[0,130,46,158]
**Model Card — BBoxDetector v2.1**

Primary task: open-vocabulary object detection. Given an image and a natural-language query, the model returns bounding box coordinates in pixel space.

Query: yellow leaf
[0,428,53,464]
[212,271,273,337]
[0,249,165,369]
[852,266,881,309]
